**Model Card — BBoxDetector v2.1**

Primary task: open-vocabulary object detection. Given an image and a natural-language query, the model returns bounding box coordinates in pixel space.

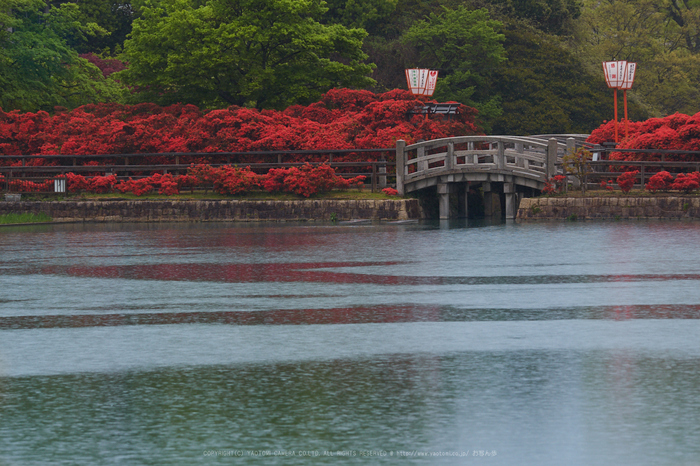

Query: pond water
[1,220,699,465]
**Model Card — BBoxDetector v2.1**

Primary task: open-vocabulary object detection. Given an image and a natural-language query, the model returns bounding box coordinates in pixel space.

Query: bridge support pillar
[483,182,493,217]
[437,183,452,219]
[504,182,516,219]
[462,183,470,219]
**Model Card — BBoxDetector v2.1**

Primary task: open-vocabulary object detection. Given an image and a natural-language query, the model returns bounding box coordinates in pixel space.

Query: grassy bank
[0,212,53,224]
[10,190,399,202]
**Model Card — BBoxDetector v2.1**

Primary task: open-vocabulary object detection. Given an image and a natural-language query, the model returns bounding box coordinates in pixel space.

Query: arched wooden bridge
[395,135,589,219]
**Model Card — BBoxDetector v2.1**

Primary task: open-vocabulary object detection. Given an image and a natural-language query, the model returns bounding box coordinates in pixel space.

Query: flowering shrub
[89,175,117,194]
[599,179,614,191]
[66,172,90,192]
[210,166,260,195]
[0,89,481,167]
[645,171,674,193]
[616,171,639,193]
[115,177,154,196]
[18,164,366,197]
[542,175,566,194]
[8,179,53,192]
[261,163,365,197]
[587,113,700,162]
[382,187,398,196]
[670,172,700,193]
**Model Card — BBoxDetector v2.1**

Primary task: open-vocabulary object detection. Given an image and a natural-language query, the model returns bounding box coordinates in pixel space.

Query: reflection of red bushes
[0,89,481,166]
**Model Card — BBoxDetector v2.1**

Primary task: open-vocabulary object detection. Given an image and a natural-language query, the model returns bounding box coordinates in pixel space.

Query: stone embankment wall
[518,196,700,220]
[0,199,423,222]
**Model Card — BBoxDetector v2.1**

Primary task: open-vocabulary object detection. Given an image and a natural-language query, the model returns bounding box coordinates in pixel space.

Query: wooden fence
[564,146,700,190]
[0,149,395,194]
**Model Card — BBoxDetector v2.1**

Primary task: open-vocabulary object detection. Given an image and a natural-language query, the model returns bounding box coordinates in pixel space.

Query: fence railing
[561,145,700,190]
[0,149,395,194]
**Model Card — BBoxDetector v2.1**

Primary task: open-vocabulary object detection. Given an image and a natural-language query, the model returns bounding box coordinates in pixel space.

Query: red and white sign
[620,62,636,90]
[603,61,636,89]
[405,69,438,96]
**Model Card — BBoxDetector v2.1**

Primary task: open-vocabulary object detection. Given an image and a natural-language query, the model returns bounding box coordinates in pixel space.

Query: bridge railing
[396,136,571,194]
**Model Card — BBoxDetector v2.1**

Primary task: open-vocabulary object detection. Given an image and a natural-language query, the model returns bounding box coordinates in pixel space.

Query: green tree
[119,0,376,109]
[50,0,137,53]
[402,6,506,130]
[322,0,398,33]
[576,0,700,117]
[0,0,127,112]
[490,24,638,135]
[482,0,582,35]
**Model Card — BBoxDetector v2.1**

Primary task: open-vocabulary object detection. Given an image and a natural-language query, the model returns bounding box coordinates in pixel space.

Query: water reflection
[1,221,700,465]
[2,304,700,330]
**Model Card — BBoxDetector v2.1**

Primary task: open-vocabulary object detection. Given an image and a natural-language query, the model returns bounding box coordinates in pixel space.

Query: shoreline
[0,198,423,223]
[517,196,700,220]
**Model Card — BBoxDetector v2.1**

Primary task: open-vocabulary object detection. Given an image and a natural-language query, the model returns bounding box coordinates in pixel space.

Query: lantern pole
[624,89,629,139]
[614,89,619,143]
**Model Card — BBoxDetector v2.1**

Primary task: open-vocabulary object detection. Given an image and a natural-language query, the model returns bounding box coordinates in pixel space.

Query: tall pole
[623,89,629,139]
[614,89,619,143]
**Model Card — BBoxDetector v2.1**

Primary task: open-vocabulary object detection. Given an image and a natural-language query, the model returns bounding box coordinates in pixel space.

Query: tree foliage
[0,0,127,112]
[119,0,376,109]
[575,0,700,117]
[402,6,506,129]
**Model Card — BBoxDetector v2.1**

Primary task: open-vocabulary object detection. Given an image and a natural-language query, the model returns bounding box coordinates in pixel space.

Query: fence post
[371,163,377,193]
[396,140,405,196]
[547,138,558,179]
[379,159,387,188]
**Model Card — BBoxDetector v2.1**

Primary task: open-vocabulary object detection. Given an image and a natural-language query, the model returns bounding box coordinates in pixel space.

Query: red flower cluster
[616,171,639,193]
[599,179,614,191]
[669,172,700,193]
[542,175,566,194]
[644,171,675,193]
[0,89,481,168]
[29,163,366,198]
[79,53,127,78]
[587,113,700,162]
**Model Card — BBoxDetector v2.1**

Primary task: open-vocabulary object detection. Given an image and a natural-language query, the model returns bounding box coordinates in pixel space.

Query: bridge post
[546,138,558,179]
[496,141,505,169]
[504,182,516,219]
[446,142,454,170]
[437,183,452,219]
[396,140,405,195]
[463,183,470,219]
[515,143,524,168]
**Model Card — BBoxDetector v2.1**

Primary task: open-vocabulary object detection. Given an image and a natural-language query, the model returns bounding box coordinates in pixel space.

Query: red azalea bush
[669,172,700,193]
[587,113,700,162]
[645,171,674,193]
[542,175,566,194]
[599,179,614,191]
[382,187,398,196]
[261,163,365,197]
[50,163,364,197]
[617,171,639,193]
[0,89,481,168]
